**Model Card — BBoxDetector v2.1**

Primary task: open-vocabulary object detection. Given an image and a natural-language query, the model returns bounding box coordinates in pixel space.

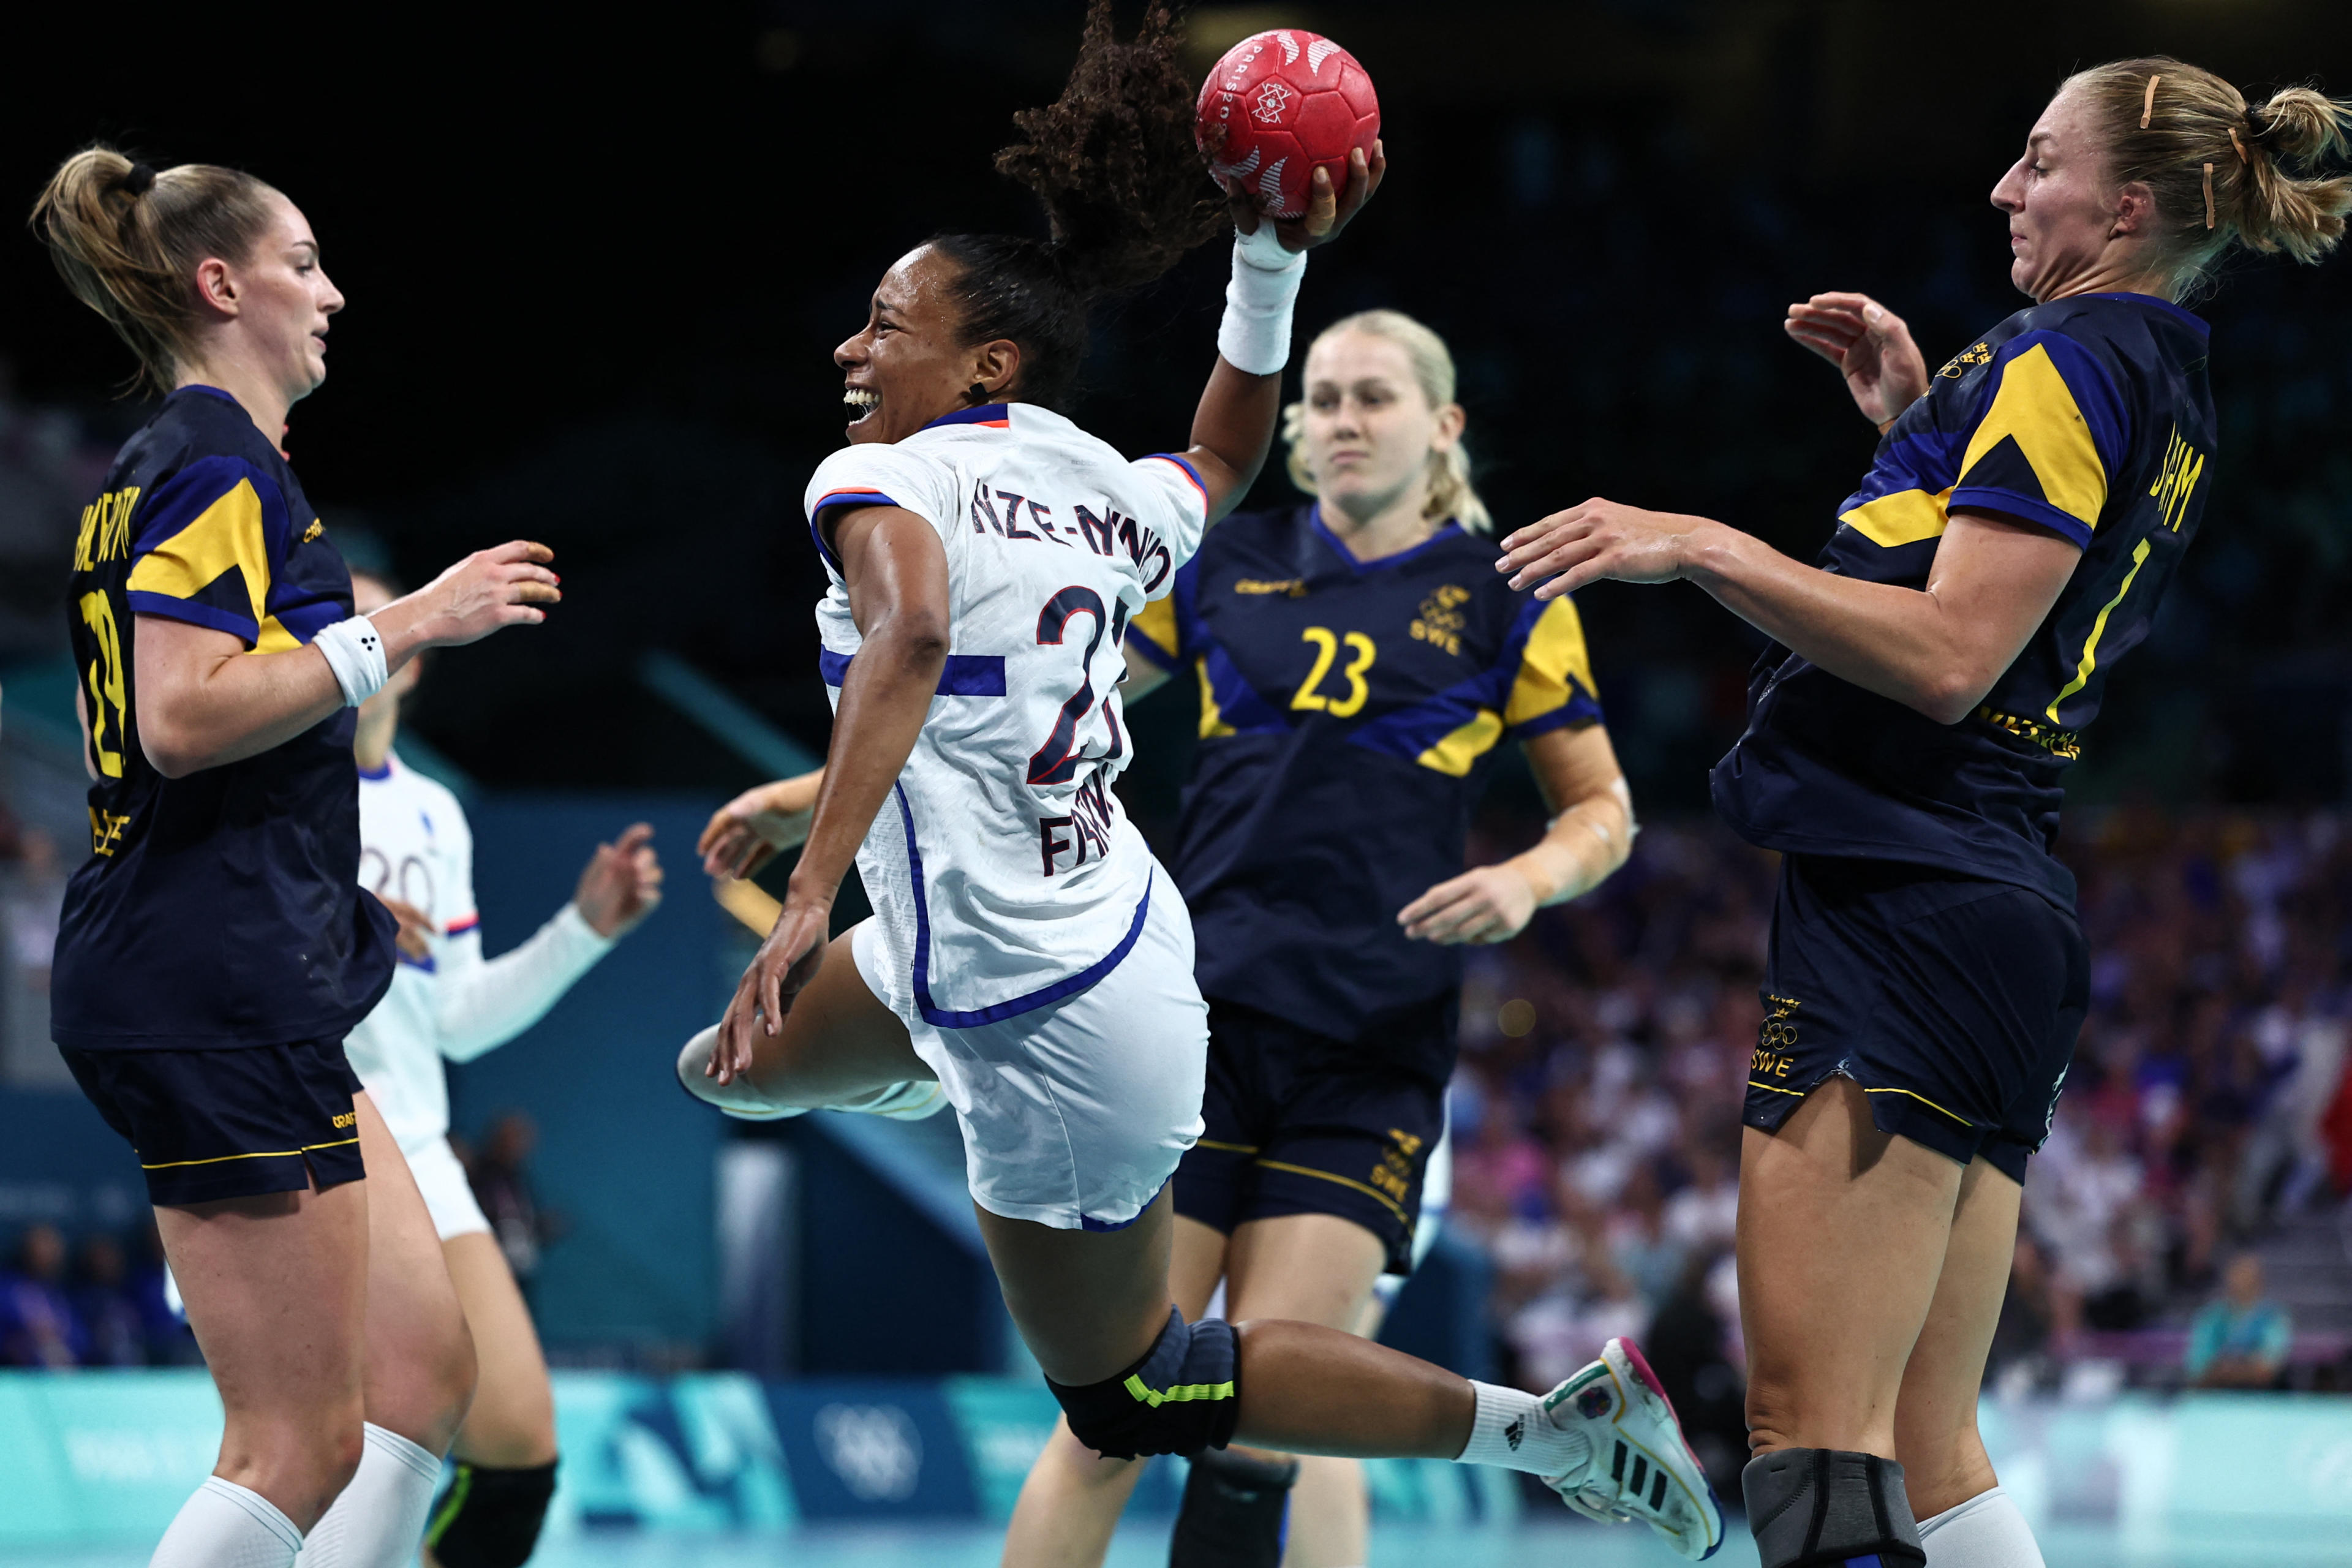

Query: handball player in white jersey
[682,6,1719,1558]
[344,571,663,1568]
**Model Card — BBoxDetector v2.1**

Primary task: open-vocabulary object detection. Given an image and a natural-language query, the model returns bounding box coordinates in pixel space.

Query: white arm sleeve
[432,904,615,1062]
[426,810,615,1062]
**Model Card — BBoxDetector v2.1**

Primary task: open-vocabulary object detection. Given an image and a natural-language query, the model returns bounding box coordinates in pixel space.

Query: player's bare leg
[423,1231,558,1568]
[976,1188,1472,1454]
[1281,1285,1400,1568]
[292,1095,477,1567]
[680,929,929,1112]
[1204,1215,1387,1566]
[998,1215,1229,1568]
[1893,1158,2046,1563]
[346,1095,477,1453]
[1736,1077,1962,1460]
[439,1233,557,1468]
[157,1175,371,1533]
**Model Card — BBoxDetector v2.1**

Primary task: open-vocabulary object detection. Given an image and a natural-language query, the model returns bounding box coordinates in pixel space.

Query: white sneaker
[673,1026,946,1123]
[1540,1337,1725,1561]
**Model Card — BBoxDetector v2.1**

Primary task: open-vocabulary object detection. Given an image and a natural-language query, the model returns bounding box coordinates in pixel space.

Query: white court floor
[10,1518,2351,1568]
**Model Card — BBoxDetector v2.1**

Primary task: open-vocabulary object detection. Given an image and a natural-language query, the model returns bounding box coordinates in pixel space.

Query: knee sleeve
[1170,1446,1298,1568]
[1046,1306,1240,1460]
[424,1460,557,1568]
[1743,1449,1924,1568]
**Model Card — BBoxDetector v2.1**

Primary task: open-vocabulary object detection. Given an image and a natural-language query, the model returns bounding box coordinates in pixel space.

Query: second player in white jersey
[804,403,1207,1027]
[348,751,617,1186]
[341,568,663,1568]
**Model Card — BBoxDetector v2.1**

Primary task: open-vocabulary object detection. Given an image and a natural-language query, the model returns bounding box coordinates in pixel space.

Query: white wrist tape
[314,615,388,707]
[1216,225,1308,376]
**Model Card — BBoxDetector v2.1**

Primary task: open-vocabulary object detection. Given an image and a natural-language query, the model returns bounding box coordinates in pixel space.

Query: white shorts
[851,873,1208,1231]
[402,1135,491,1242]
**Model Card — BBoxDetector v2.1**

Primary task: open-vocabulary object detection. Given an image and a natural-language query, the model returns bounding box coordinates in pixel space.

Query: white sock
[1918,1485,2046,1568]
[292,1423,443,1568]
[149,1477,303,1568]
[1450,1380,1593,1479]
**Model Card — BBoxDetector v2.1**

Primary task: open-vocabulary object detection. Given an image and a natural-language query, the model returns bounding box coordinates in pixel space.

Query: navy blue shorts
[1744,855,2089,1184]
[61,1040,368,1207]
[1172,1000,1447,1274]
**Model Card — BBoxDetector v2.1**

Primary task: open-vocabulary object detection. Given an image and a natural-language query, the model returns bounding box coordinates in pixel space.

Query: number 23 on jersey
[1291,625,1376,718]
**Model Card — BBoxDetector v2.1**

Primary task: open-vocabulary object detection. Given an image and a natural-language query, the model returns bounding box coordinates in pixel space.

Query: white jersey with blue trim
[345,750,613,1152]
[804,401,1210,1028]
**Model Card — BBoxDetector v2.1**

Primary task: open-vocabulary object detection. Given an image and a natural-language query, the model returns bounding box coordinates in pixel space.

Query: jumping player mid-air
[341,569,663,1568]
[680,4,1718,1558]
[1498,57,2350,1568]
[998,307,1637,1568]
[36,148,559,1568]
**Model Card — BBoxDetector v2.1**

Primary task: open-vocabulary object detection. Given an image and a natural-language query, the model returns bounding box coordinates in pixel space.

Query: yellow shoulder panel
[125,477,271,629]
[1131,594,1180,660]
[1502,597,1596,728]
[1960,343,2108,528]
[1839,486,1953,549]
[1417,708,1504,777]
[1195,658,1235,739]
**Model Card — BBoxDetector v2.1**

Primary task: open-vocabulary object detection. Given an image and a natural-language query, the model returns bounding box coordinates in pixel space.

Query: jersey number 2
[77,591,128,779]
[1029,587,1129,786]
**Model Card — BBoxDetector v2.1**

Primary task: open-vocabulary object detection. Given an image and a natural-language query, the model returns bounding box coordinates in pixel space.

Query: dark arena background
[2,3,2350,1564]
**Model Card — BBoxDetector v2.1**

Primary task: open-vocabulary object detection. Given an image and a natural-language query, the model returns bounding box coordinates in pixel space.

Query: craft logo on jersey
[2149,425,2205,532]
[1253,80,1293,122]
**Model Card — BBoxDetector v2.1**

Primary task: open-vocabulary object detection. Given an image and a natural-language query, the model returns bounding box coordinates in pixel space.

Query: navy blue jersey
[53,386,397,1050]
[1713,293,2216,907]
[1132,505,1603,1072]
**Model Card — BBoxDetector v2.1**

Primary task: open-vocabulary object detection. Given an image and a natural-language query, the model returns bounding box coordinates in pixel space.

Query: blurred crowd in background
[1442,802,2352,1489]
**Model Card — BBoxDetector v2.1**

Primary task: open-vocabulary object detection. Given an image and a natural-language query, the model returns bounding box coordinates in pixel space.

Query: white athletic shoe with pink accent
[1540,1337,1725,1560]
[673,1025,947,1122]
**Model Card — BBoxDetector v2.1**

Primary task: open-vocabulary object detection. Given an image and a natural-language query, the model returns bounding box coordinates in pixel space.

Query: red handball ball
[1196,29,1379,221]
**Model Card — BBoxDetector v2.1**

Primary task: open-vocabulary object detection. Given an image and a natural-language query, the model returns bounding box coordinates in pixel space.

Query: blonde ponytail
[29,145,283,395]
[2068,59,2352,294]
[1281,308,1494,535]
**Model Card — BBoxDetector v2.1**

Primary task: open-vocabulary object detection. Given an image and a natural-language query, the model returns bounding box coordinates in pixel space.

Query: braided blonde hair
[1281,309,1493,535]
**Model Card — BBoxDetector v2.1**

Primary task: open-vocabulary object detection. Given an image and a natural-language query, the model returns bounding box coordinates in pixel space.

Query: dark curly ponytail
[931,0,1223,411]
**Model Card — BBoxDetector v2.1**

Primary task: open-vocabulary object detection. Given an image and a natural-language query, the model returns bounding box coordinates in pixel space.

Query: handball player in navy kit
[1001,306,1639,1568]
[37,148,558,1568]
[1499,57,2352,1568]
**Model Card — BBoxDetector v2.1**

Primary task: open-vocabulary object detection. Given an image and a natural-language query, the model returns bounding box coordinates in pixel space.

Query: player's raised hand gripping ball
[1197,29,1379,220]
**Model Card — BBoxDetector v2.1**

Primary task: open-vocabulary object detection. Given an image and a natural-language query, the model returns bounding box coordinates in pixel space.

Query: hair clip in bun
[122,163,156,197]
[2229,127,2250,164]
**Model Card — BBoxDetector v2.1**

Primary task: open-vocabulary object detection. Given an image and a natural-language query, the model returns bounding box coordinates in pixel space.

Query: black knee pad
[1170,1446,1298,1568]
[1742,1449,1924,1568]
[426,1459,557,1568]
[1047,1306,1241,1460]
